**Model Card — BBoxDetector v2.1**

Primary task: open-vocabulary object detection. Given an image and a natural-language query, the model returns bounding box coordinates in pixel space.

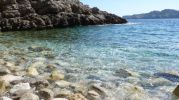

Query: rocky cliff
[0,0,127,31]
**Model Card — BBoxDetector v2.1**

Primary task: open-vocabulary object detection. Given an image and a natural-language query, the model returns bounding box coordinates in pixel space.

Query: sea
[1,19,179,99]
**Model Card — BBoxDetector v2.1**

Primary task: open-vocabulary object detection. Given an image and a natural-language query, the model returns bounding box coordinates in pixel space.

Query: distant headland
[0,0,127,31]
[123,9,179,19]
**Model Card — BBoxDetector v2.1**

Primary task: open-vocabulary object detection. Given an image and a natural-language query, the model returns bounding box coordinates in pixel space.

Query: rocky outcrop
[0,0,127,31]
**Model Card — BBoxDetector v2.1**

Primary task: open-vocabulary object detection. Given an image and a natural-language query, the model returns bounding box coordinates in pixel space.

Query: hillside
[123,9,179,19]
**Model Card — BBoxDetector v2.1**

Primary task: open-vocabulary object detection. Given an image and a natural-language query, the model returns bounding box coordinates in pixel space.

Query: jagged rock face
[0,0,127,31]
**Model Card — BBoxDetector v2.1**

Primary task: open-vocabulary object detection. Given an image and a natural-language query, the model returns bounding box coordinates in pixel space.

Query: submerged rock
[119,83,149,100]
[0,0,127,31]
[28,46,51,52]
[87,90,100,100]
[50,70,65,81]
[114,69,132,78]
[0,80,9,95]
[27,67,39,76]
[154,73,179,82]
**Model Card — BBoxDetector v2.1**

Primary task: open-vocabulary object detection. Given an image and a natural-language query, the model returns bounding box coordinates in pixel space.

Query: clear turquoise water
[1,19,179,82]
[1,19,179,99]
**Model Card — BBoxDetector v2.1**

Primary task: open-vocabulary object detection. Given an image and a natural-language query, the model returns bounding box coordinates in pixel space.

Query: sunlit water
[1,19,179,99]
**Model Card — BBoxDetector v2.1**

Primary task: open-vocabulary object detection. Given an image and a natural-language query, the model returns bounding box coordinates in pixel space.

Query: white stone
[27,67,39,76]
[55,80,71,88]
[0,75,23,82]
[52,98,67,100]
[10,83,31,94]
[0,97,12,100]
[20,93,39,100]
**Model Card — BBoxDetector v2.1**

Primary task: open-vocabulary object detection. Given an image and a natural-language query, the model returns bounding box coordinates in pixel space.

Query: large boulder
[0,0,127,31]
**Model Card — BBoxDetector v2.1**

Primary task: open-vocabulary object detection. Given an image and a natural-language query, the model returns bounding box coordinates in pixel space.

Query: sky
[80,0,179,16]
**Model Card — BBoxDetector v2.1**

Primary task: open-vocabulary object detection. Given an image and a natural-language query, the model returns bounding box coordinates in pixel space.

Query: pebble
[54,89,72,98]
[27,67,39,76]
[68,93,87,100]
[0,75,23,82]
[114,69,132,78]
[20,93,39,100]
[0,97,12,100]
[28,46,51,52]
[0,68,11,76]
[0,81,9,95]
[52,98,68,100]
[121,83,149,100]
[29,61,45,69]
[87,90,100,100]
[39,88,54,99]
[90,84,107,96]
[50,70,64,81]
[10,83,31,94]
[55,80,71,88]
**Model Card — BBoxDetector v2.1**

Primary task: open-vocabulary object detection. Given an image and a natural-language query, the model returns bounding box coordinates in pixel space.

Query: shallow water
[1,19,179,99]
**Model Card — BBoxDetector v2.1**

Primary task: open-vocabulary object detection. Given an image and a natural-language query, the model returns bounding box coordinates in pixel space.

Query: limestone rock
[0,0,127,31]
[10,83,31,94]
[55,80,71,88]
[0,75,23,82]
[20,93,39,100]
